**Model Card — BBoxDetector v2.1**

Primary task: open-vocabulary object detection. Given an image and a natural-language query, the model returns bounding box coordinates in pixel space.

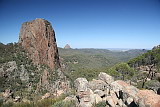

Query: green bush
[1,102,13,107]
[2,95,66,107]
[12,102,34,107]
[94,101,106,107]
[51,100,76,107]
[0,99,3,107]
[51,101,63,107]
[144,80,160,89]
[105,63,136,80]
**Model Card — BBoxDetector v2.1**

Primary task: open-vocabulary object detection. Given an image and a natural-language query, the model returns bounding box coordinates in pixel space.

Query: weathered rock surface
[98,72,114,84]
[88,79,108,91]
[19,18,60,70]
[41,93,50,99]
[137,90,160,107]
[74,72,160,107]
[74,78,95,107]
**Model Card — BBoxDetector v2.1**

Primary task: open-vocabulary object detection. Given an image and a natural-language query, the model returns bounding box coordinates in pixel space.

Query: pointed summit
[64,44,71,49]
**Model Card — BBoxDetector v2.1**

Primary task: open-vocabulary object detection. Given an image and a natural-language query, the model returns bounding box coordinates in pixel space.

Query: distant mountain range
[58,47,148,71]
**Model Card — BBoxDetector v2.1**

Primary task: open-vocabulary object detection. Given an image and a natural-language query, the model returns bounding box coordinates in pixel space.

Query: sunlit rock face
[19,18,60,70]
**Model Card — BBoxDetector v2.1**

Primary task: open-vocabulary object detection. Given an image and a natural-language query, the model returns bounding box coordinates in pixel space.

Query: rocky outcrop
[1,19,71,103]
[152,45,160,50]
[98,72,114,84]
[18,19,70,100]
[64,44,71,49]
[74,78,95,107]
[19,18,60,70]
[74,72,160,107]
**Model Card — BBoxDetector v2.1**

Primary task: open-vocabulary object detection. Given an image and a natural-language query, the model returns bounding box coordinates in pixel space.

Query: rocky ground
[72,72,160,107]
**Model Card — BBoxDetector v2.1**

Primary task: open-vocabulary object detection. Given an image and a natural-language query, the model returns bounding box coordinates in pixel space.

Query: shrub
[94,101,106,107]
[0,99,3,107]
[0,95,66,107]
[51,101,63,107]
[1,102,13,107]
[51,100,76,107]
[144,80,160,90]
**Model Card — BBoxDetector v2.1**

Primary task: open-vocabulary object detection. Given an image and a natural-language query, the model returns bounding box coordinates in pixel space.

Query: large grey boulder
[74,72,160,107]
[98,72,114,84]
[106,96,116,107]
[88,79,108,91]
[75,78,88,92]
[94,89,105,97]
[75,78,94,107]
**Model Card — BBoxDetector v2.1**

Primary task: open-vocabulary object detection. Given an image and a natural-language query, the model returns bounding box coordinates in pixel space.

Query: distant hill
[58,47,147,71]
[64,44,71,49]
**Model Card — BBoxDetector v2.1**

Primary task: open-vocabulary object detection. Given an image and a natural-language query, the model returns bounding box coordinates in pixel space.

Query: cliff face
[19,18,60,70]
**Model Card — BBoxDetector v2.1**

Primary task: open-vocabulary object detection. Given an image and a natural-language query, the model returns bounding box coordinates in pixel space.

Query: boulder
[98,72,114,84]
[126,97,134,105]
[94,94,102,104]
[111,80,124,98]
[88,79,108,91]
[106,96,116,107]
[78,88,95,107]
[94,89,105,97]
[117,99,123,107]
[114,80,139,103]
[110,90,118,105]
[123,85,139,101]
[41,93,50,99]
[75,78,88,92]
[75,78,95,107]
[74,73,160,107]
[137,90,160,107]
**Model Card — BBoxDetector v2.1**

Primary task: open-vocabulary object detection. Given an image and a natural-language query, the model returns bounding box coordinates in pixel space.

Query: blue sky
[0,0,160,49]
